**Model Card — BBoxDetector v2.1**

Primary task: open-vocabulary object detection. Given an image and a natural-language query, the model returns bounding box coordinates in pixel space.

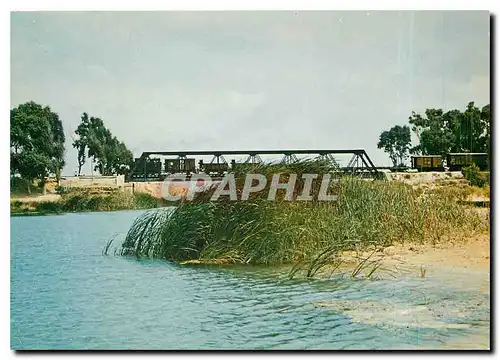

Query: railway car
[446,153,488,171]
[164,158,196,174]
[182,158,196,173]
[164,159,181,173]
[199,161,229,175]
[130,157,162,180]
[411,155,444,172]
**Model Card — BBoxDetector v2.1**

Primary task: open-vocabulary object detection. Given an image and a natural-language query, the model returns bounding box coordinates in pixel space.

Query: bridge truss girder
[129,149,379,181]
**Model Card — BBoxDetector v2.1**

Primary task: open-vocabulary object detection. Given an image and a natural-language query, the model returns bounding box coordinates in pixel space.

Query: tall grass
[118,162,488,277]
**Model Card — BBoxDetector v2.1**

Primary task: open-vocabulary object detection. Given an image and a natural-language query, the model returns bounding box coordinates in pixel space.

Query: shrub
[134,193,160,209]
[61,189,136,212]
[11,200,23,208]
[35,201,64,213]
[462,164,489,187]
[55,185,70,194]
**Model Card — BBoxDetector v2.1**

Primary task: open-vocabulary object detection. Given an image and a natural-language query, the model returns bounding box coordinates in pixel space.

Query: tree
[408,109,454,156]
[409,102,490,156]
[103,138,134,175]
[72,113,133,176]
[73,113,91,176]
[377,125,411,167]
[10,102,66,193]
[479,103,490,154]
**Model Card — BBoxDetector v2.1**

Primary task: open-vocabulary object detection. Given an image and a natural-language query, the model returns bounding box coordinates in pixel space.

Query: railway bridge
[128,149,381,181]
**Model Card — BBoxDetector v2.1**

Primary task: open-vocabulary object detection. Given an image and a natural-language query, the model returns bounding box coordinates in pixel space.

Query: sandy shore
[328,233,491,350]
[332,232,490,302]
[379,233,489,273]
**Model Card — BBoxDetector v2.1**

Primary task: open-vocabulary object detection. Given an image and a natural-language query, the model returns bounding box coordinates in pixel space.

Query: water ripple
[11,211,490,350]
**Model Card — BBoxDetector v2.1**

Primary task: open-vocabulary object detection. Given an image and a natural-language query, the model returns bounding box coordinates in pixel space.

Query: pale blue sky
[11,11,490,174]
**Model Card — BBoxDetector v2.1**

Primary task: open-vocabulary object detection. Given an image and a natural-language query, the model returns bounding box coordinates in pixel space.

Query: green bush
[61,189,136,212]
[462,164,489,187]
[11,200,23,208]
[35,201,64,213]
[55,185,70,194]
[133,193,160,209]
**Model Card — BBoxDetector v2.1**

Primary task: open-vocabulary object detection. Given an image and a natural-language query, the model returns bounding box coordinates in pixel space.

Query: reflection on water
[11,210,490,350]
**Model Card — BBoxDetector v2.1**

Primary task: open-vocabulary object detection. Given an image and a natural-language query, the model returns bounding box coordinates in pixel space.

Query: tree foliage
[377,125,411,167]
[10,101,66,192]
[409,102,490,156]
[73,113,133,176]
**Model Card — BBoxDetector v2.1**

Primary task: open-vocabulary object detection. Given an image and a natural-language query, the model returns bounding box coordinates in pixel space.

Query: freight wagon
[446,153,488,171]
[411,156,444,172]
[164,158,196,174]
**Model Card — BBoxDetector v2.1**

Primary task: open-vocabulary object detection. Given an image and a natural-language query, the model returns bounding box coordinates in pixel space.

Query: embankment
[10,188,163,216]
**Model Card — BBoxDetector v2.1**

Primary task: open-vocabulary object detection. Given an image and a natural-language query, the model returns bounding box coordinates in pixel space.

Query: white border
[4,1,500,11]
[3,1,497,359]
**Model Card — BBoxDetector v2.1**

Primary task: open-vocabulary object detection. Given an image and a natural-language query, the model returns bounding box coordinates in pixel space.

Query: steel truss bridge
[129,149,382,181]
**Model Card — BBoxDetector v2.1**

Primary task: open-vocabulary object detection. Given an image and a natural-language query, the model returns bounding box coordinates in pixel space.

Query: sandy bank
[318,233,490,350]
[337,232,490,285]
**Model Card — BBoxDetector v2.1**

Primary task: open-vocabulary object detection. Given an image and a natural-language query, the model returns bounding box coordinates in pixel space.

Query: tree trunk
[38,173,49,195]
[27,180,31,195]
[40,176,47,195]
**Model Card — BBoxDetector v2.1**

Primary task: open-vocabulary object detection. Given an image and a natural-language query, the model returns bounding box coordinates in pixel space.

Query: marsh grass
[191,159,341,203]
[119,162,489,278]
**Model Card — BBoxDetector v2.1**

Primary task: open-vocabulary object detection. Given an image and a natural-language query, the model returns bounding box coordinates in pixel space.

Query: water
[11,210,490,350]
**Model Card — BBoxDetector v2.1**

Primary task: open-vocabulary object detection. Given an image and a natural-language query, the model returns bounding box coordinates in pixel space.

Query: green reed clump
[119,201,276,262]
[118,163,489,275]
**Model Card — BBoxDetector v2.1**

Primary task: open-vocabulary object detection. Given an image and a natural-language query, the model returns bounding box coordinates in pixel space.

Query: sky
[11,11,490,175]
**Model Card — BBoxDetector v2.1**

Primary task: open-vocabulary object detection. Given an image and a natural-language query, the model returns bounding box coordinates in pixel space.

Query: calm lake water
[11,210,490,350]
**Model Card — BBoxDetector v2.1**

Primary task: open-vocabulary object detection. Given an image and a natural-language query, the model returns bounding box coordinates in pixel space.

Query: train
[411,153,488,172]
[128,152,489,181]
[129,157,232,181]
